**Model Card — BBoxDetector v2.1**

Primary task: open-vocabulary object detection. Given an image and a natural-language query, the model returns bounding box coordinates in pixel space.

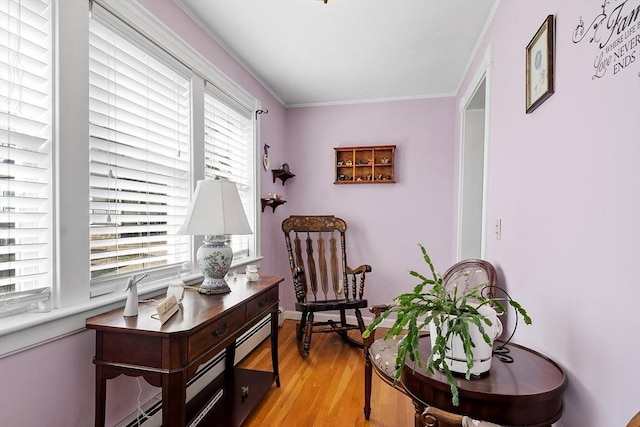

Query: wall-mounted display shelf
[261,198,286,213]
[334,145,396,184]
[272,169,295,185]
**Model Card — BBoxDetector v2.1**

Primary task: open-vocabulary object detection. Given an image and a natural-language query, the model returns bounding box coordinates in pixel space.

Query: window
[204,85,256,262]
[0,0,52,302]
[88,15,191,291]
[0,0,262,355]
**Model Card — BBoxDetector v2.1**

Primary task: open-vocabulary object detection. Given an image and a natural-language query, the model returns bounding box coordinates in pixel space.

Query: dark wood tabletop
[86,276,282,335]
[401,336,566,427]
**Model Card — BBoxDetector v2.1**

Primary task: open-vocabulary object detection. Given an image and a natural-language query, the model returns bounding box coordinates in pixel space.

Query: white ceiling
[176,0,497,107]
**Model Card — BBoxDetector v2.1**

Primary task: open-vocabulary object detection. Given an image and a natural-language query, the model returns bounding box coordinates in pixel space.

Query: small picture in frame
[526,15,555,114]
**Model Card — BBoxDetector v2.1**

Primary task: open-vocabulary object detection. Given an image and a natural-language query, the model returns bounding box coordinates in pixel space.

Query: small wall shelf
[272,169,295,185]
[334,145,396,184]
[261,198,286,213]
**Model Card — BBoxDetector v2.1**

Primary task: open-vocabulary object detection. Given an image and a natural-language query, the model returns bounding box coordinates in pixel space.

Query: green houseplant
[363,244,532,406]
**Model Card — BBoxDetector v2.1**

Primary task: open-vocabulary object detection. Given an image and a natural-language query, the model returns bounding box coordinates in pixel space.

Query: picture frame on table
[526,15,555,114]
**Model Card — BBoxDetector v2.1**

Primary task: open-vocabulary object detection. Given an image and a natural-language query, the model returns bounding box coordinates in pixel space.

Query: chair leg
[333,308,366,348]
[337,308,349,341]
[302,312,314,357]
[355,308,365,335]
[364,346,372,420]
[296,311,309,357]
[413,401,425,427]
[297,310,307,343]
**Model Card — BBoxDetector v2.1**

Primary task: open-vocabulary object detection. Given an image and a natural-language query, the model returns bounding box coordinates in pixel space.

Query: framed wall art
[526,15,555,114]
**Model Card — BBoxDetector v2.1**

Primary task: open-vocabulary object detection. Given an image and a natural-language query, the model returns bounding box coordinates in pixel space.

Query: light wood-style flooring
[238,320,414,427]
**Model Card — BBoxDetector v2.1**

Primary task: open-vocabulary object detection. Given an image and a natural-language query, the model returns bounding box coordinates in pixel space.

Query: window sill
[0,281,170,358]
[0,258,263,358]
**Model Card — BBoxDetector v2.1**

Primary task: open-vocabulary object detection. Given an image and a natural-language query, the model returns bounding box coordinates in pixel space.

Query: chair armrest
[346,264,372,274]
[369,304,393,318]
[363,304,394,348]
[344,264,372,300]
[422,407,504,427]
[421,406,463,427]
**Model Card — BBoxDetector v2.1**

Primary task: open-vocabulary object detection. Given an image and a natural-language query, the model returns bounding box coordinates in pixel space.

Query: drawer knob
[213,322,229,337]
[258,297,271,308]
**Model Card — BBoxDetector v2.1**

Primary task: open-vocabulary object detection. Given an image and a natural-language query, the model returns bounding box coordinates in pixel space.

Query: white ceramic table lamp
[179,179,252,295]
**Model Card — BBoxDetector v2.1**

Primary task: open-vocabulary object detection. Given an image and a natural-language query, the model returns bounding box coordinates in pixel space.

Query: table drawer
[188,306,244,359]
[102,332,162,368]
[247,287,278,321]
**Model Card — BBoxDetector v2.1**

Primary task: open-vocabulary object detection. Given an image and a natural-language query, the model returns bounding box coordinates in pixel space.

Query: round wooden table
[401,337,566,427]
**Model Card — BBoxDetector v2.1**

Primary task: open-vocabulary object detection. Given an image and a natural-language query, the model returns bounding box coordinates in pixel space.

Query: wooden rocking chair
[282,215,371,357]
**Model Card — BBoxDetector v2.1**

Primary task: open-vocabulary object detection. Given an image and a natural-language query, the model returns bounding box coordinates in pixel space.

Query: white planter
[429,304,502,376]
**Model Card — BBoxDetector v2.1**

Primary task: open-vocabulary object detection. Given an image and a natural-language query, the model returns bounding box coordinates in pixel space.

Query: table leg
[226,340,237,373]
[162,371,187,427]
[95,364,106,427]
[271,310,280,387]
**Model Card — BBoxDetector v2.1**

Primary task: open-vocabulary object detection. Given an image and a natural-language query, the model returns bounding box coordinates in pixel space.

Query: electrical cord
[134,377,150,427]
[480,285,519,364]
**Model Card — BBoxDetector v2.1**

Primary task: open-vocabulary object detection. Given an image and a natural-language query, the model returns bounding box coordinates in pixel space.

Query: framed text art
[526,15,555,114]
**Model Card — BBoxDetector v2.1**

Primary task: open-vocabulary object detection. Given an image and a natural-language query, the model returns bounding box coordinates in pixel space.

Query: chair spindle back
[283,215,363,304]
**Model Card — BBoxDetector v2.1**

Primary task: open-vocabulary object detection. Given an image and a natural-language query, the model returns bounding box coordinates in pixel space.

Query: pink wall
[456,1,640,425]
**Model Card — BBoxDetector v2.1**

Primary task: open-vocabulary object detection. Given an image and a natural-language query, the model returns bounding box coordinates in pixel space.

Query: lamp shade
[179,179,252,236]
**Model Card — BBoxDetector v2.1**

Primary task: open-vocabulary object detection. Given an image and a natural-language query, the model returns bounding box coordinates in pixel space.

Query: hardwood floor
[238,320,415,427]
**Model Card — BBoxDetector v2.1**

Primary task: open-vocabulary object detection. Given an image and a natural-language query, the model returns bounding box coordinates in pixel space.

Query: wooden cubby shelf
[334,145,396,184]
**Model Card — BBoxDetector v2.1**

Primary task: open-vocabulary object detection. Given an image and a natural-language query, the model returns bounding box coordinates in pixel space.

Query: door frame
[457,46,493,260]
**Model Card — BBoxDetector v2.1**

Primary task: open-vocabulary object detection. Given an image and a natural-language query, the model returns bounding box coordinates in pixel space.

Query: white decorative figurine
[123,273,148,317]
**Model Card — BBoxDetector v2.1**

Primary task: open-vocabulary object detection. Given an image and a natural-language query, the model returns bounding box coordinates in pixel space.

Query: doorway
[458,49,491,260]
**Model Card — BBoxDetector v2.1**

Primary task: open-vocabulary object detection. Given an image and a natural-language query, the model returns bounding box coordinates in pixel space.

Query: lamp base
[198,278,231,295]
[196,236,234,295]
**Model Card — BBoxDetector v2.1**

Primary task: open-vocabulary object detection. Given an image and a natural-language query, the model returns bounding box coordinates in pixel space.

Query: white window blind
[88,16,191,287]
[204,86,255,262]
[0,0,52,298]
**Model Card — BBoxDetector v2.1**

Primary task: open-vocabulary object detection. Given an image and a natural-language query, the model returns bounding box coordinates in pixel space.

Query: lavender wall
[280,99,457,310]
[456,1,640,425]
[0,331,154,426]
[1,1,637,426]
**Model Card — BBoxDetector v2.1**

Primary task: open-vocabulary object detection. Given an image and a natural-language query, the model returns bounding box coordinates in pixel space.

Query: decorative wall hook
[255,109,269,120]
[262,143,271,170]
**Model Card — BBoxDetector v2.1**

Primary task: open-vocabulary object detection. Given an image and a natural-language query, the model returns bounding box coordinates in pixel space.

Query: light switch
[496,219,502,240]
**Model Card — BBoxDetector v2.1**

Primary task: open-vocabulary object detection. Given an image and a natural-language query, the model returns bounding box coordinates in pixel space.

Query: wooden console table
[86,275,283,427]
[401,336,566,427]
